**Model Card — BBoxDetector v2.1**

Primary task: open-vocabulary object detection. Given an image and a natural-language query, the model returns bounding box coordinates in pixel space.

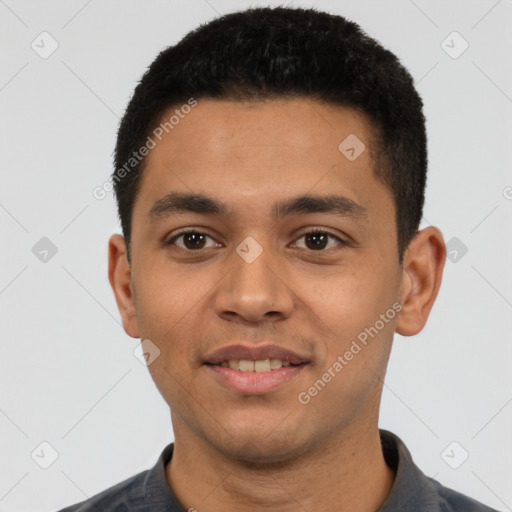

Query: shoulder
[379,430,499,512]
[56,443,176,511]
[428,477,500,512]
[56,468,149,511]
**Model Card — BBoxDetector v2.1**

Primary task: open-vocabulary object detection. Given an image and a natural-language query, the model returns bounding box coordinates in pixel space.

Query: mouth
[212,359,302,372]
[204,344,310,394]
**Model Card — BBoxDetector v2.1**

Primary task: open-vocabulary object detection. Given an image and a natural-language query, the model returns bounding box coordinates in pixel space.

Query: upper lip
[204,344,310,365]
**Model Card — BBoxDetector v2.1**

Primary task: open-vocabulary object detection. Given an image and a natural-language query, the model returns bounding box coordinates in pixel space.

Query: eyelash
[164,228,347,252]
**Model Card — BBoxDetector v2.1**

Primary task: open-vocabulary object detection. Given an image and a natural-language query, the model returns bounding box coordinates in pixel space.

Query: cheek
[132,263,221,375]
[296,263,398,378]
[134,261,201,331]
[299,264,394,332]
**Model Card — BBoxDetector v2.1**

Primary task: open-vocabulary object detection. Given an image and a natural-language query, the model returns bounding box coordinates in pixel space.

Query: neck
[166,421,395,512]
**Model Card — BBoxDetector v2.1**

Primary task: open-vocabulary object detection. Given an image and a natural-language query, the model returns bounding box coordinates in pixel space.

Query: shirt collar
[378,429,442,511]
[141,429,442,511]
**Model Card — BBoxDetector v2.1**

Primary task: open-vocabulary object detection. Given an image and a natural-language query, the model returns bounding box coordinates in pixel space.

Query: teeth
[255,359,270,372]
[239,360,255,372]
[270,358,282,369]
[219,359,294,371]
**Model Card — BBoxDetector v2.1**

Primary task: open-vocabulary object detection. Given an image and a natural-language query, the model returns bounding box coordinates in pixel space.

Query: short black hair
[113,6,426,264]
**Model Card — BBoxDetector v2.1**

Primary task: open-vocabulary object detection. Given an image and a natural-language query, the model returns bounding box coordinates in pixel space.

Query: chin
[211,423,312,466]
[223,441,300,466]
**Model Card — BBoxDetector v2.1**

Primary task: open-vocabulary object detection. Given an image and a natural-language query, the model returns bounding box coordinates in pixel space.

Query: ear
[395,226,446,336]
[108,234,140,338]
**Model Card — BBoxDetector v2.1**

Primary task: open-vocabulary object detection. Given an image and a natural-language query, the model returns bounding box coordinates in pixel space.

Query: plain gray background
[1,0,511,511]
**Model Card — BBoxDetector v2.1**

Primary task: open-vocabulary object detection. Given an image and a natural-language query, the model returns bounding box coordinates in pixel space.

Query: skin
[108,98,446,511]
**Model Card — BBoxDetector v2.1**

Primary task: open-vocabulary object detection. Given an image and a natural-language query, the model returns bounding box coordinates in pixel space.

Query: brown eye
[304,232,328,250]
[182,232,207,250]
[167,231,218,251]
[294,230,345,251]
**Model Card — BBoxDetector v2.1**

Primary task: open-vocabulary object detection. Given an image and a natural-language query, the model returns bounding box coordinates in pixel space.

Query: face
[109,98,442,464]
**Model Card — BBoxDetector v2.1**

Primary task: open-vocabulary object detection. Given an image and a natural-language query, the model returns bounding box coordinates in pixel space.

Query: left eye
[293,231,345,251]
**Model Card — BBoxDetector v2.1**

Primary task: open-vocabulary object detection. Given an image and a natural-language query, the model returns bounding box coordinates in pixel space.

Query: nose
[213,245,295,325]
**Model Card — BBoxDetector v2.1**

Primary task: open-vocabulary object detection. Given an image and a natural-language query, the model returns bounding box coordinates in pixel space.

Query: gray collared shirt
[57,429,498,511]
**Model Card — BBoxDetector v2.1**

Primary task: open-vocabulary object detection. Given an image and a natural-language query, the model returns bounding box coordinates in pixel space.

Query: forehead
[133,98,393,225]
[148,98,373,166]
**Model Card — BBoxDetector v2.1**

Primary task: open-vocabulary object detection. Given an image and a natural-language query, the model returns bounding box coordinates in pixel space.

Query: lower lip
[206,364,307,395]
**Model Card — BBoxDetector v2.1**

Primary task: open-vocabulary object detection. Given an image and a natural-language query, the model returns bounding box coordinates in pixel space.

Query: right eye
[164,230,221,251]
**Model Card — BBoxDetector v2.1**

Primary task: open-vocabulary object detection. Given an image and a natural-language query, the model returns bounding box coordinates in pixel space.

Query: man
[59,6,497,511]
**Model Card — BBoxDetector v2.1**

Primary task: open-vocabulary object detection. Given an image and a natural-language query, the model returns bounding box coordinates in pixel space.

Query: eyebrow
[148,192,368,222]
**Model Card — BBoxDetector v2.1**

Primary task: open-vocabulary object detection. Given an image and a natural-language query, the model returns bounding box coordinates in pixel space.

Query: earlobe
[395,227,446,337]
[108,234,140,338]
